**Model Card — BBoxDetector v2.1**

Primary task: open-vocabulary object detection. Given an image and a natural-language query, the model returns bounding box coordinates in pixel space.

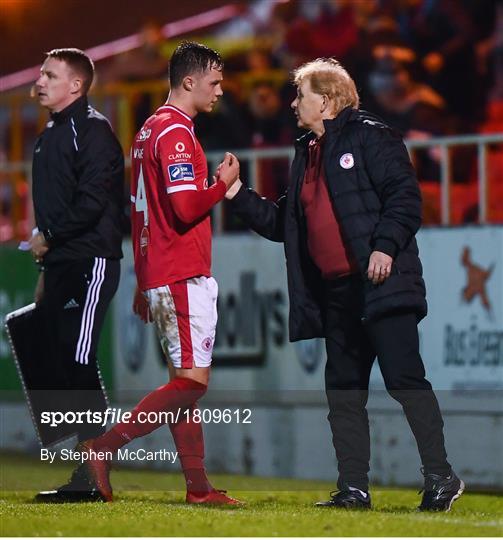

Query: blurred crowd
[1,0,503,240]
[97,1,502,193]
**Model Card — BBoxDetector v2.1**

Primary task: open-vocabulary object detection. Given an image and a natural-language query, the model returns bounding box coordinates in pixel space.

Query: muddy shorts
[145,276,218,368]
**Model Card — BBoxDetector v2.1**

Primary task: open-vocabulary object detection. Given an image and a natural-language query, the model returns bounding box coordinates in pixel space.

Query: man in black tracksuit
[28,48,124,502]
[226,58,464,511]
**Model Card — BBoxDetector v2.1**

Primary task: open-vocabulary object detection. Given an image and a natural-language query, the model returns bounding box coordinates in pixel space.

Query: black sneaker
[418,469,465,512]
[34,463,106,503]
[315,486,371,509]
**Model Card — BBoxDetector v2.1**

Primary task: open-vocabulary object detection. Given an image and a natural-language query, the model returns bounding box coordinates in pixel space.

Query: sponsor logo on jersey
[168,152,192,160]
[175,142,185,152]
[137,128,151,141]
[339,152,354,169]
[133,148,144,159]
[168,163,195,182]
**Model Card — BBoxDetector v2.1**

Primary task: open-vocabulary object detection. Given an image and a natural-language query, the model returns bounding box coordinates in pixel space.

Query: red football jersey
[131,104,213,290]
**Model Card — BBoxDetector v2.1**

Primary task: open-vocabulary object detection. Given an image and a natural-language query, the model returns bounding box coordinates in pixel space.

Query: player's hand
[217,152,240,189]
[133,286,153,324]
[367,251,393,285]
[29,231,49,260]
[213,162,242,199]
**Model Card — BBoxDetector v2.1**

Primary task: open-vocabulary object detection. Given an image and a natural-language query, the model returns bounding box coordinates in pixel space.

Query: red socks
[92,377,207,452]
[169,403,213,494]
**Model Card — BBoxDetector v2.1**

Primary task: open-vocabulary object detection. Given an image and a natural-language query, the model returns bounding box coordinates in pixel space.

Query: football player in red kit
[78,42,241,505]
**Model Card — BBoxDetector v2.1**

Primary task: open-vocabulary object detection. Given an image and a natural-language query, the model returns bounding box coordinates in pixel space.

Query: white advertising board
[114,227,503,396]
[2,227,501,488]
[416,227,503,390]
[109,227,502,486]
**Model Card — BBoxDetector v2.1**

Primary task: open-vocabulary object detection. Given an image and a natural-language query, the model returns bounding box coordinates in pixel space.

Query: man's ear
[70,77,83,95]
[321,94,329,113]
[182,76,194,92]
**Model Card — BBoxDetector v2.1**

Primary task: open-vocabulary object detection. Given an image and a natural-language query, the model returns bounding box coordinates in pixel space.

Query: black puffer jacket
[229,106,427,342]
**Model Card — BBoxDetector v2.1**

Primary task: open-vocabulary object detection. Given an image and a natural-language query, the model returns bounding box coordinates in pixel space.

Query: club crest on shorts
[339,153,354,169]
[202,337,213,352]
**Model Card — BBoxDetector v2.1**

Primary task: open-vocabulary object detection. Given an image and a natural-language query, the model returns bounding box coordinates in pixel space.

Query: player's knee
[174,366,210,387]
[171,375,208,403]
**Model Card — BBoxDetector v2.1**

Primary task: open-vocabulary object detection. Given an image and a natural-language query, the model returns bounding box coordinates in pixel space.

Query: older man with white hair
[226,57,463,512]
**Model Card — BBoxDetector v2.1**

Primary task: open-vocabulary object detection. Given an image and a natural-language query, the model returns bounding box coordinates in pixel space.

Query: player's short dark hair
[169,41,223,88]
[45,48,95,94]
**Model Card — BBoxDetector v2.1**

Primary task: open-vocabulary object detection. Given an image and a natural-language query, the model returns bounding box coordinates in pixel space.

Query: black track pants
[323,275,451,491]
[39,257,120,440]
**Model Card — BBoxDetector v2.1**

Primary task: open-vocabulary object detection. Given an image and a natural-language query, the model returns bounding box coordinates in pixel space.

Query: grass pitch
[0,452,501,537]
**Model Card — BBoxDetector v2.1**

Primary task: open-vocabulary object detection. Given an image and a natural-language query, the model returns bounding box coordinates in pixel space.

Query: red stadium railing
[0,77,502,242]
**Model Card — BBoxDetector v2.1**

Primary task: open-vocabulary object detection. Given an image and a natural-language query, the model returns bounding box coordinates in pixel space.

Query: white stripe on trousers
[75,257,106,365]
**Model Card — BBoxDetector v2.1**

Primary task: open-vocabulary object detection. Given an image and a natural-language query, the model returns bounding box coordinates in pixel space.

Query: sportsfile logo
[168,163,195,182]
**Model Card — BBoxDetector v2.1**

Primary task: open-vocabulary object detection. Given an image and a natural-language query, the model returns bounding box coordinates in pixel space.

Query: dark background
[0,0,233,75]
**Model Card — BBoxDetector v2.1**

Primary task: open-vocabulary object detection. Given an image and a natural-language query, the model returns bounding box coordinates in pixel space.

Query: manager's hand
[367,251,393,285]
[225,178,243,199]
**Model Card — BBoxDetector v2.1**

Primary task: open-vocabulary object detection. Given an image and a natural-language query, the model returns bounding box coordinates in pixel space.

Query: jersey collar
[157,104,193,124]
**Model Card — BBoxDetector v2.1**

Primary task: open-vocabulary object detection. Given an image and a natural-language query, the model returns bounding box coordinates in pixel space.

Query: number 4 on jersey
[133,164,149,226]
